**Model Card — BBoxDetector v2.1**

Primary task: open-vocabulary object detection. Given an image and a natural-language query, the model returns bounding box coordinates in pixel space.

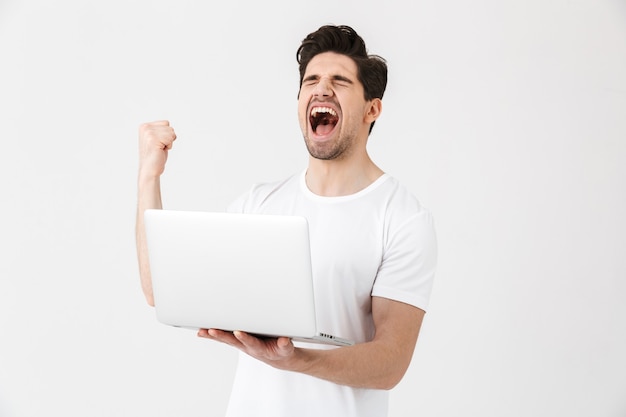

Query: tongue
[316,123,335,136]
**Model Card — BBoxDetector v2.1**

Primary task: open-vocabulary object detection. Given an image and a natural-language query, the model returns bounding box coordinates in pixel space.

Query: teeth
[310,107,337,117]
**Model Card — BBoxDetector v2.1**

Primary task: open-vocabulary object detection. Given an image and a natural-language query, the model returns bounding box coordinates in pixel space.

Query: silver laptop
[143,209,354,347]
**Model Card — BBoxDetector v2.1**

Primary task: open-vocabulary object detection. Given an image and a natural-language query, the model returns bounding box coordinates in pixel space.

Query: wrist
[136,173,163,210]
[285,346,316,374]
[137,170,161,188]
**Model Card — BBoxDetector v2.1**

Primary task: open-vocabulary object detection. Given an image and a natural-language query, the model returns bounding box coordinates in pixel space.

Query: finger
[277,337,293,349]
[233,331,271,353]
[276,337,295,357]
[163,127,177,143]
[233,331,255,345]
[209,328,228,338]
[208,329,244,348]
[197,328,230,341]
[154,128,176,149]
[232,331,269,345]
[139,121,169,134]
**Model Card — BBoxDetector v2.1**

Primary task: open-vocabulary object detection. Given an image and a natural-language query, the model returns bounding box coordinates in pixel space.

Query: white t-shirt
[224,170,437,417]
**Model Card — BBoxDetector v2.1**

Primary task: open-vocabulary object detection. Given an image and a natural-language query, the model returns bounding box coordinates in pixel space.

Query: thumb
[277,337,294,352]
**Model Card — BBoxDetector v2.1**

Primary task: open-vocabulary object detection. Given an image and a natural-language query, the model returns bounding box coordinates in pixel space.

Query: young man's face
[298,52,375,161]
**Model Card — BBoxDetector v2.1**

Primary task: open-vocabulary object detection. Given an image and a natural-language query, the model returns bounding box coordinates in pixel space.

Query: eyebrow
[302,74,354,84]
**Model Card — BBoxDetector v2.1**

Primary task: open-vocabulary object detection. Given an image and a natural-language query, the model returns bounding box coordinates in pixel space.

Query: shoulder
[377,175,434,228]
[227,173,301,213]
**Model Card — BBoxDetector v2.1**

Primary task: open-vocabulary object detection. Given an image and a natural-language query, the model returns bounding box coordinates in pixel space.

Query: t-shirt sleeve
[226,183,268,213]
[226,180,288,214]
[371,209,438,312]
[226,189,250,213]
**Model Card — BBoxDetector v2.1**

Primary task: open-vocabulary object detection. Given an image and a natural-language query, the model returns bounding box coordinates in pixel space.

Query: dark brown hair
[297,25,388,133]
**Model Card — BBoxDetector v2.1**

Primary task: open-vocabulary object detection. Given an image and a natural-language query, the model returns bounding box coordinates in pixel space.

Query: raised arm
[135,120,177,306]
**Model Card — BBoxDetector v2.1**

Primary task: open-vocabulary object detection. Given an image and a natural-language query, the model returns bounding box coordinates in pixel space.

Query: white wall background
[1,0,625,416]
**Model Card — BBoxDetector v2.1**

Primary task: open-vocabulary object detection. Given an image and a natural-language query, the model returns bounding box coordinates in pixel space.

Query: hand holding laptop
[198,329,297,368]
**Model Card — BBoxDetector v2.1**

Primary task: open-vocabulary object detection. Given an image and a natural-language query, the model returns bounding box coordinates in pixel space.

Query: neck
[305,153,384,197]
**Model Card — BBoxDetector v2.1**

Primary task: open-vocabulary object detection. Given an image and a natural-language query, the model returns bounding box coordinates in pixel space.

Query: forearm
[200,290,424,390]
[288,299,422,389]
[291,338,411,390]
[135,175,163,306]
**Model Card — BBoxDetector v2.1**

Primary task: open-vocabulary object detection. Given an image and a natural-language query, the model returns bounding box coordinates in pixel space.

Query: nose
[312,77,333,98]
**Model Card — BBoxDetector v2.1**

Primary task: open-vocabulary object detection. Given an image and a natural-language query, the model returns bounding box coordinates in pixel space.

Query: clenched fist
[138,120,177,180]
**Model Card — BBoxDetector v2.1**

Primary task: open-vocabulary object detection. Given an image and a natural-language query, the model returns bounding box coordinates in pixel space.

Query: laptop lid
[143,209,353,347]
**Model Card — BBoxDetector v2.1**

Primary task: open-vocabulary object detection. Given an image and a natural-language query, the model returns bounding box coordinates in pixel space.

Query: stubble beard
[303,127,356,161]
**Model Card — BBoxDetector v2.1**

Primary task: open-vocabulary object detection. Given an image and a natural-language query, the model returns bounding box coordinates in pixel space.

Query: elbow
[376,356,413,390]
[371,367,408,391]
[139,274,155,306]
[145,292,155,307]
[141,280,155,306]
[382,380,400,391]
[376,374,403,391]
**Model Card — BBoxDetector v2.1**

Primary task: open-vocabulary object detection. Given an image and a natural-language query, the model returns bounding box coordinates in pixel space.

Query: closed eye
[302,75,319,87]
[301,75,354,88]
[332,75,353,85]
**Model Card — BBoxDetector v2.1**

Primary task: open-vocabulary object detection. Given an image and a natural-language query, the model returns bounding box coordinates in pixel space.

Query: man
[136,25,437,417]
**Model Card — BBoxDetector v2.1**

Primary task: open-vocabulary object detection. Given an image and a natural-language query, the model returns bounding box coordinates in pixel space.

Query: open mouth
[310,106,339,136]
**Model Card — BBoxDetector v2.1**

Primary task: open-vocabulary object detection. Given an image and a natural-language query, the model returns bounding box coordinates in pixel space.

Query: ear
[364,98,382,124]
